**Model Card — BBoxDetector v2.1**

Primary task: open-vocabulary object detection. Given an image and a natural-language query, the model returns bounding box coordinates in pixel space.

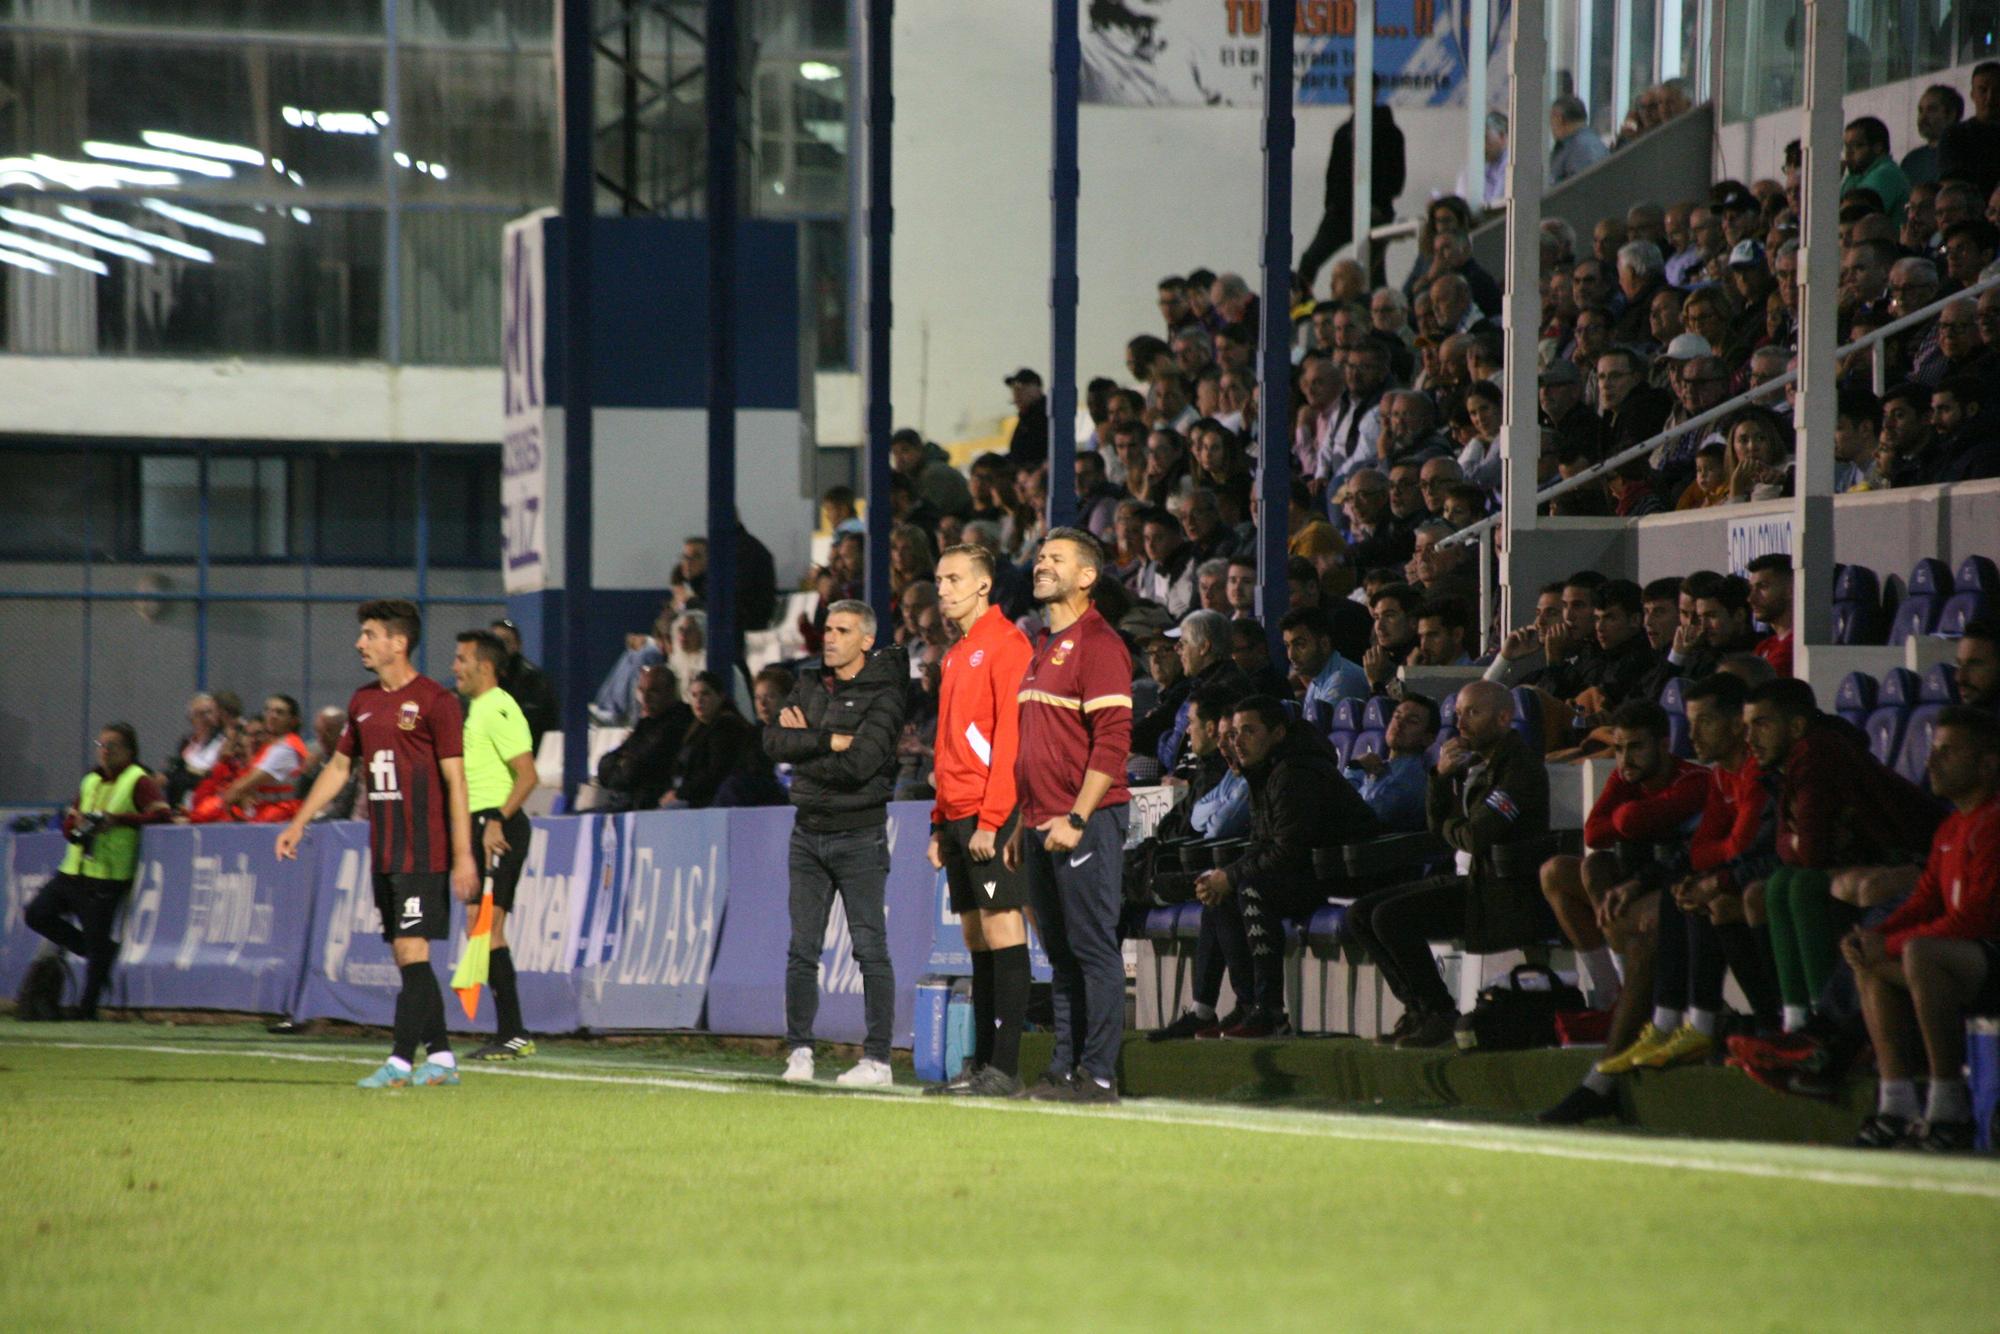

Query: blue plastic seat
[1889,597,1941,644]
[1281,698,1303,722]
[1332,732,1356,768]
[1510,688,1545,755]
[1330,698,1365,734]
[1659,677,1688,715]
[1143,906,1181,940]
[1305,697,1334,734]
[1835,671,1879,729]
[1833,600,1878,645]
[1833,563,1880,605]
[1864,705,1910,768]
[1667,714,1692,758]
[1362,696,1394,732]
[1938,592,1990,638]
[1921,663,1960,705]
[1909,557,1954,598]
[1351,729,1387,763]
[1954,555,1998,597]
[1425,728,1453,769]
[1897,705,1946,786]
[1879,667,1923,708]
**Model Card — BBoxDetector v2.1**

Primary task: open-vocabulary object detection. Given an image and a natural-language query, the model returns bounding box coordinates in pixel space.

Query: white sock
[1878,1078,1919,1120]
[1191,1002,1216,1021]
[429,1050,456,1069]
[1651,1006,1682,1033]
[387,1055,413,1072]
[1782,1004,1809,1032]
[1926,1077,1971,1124]
[1582,1069,1617,1095]
[1687,1008,1717,1037]
[1577,948,1621,1007]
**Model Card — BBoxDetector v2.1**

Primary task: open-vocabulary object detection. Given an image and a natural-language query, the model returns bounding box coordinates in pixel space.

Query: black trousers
[785,823,895,1062]
[1192,893,1253,1011]
[1237,875,1324,1012]
[25,871,130,1016]
[1342,876,1467,1016]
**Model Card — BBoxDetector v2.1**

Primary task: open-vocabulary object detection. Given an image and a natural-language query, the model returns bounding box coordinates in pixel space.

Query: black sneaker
[1852,1113,1914,1149]
[1148,1010,1211,1042]
[924,1062,984,1096]
[1018,1070,1077,1101]
[950,1066,1024,1098]
[1375,1010,1420,1046]
[1537,1083,1621,1125]
[1059,1074,1121,1106]
[1913,1119,1976,1153]
[1394,1009,1459,1049]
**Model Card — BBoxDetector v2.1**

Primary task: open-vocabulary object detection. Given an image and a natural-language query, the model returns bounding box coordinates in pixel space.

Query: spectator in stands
[1109,498,1148,586]
[1193,695,1379,1037]
[1537,358,1603,467]
[891,428,972,520]
[1348,680,1552,1048]
[1073,448,1125,543]
[1941,219,1999,290]
[1317,343,1391,490]
[1902,84,1960,185]
[1135,508,1198,618]
[1229,619,1291,699]
[1834,387,1885,492]
[1721,406,1793,504]
[889,523,936,603]
[1548,94,1608,183]
[1130,633,1190,767]
[1649,355,1733,497]
[591,666,692,811]
[1003,368,1048,470]
[1596,348,1673,463]
[212,695,309,824]
[1840,116,1911,224]
[1743,553,1795,677]
[1953,619,2000,716]
[1930,376,2000,481]
[591,624,666,727]
[1158,611,1247,775]
[1223,556,1258,622]
[1280,604,1369,716]
[1937,61,2000,195]
[26,721,171,1020]
[663,670,780,809]
[820,485,866,539]
[184,716,257,824]
[1342,694,1437,832]
[1406,596,1471,668]
[667,523,780,647]
[1362,582,1423,693]
[1612,241,1669,347]
[163,692,225,809]
[1876,380,1937,486]
[1846,707,2000,1151]
[297,705,359,822]
[1406,523,1476,609]
[1748,678,1942,1038]
[489,618,559,752]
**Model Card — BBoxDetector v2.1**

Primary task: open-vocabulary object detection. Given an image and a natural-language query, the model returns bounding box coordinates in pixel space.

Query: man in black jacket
[1193,695,1381,1037]
[763,600,910,1088]
[592,666,691,810]
[489,619,559,752]
[1298,104,1406,292]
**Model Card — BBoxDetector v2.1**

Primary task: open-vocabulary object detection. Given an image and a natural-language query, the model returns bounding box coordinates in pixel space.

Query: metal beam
[1467,0,1490,206]
[1256,0,1296,653]
[1047,0,1080,531]
[862,0,896,627]
[558,0,596,799]
[1352,0,1374,281]
[1792,0,1842,670]
[1498,0,1545,635]
[704,0,740,681]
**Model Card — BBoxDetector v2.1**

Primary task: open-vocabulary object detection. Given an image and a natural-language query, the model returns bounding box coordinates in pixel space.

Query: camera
[67,811,111,857]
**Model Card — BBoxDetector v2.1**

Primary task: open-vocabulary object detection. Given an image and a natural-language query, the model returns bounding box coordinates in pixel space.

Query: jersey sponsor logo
[399,894,423,929]
[397,700,421,731]
[368,749,402,802]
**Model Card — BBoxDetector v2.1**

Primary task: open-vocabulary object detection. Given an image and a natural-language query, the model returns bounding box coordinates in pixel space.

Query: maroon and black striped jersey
[337,674,464,874]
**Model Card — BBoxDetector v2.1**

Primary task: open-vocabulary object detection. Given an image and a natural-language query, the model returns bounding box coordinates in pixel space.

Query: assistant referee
[926,543,1035,1097]
[451,630,542,1061]
[1004,528,1134,1105]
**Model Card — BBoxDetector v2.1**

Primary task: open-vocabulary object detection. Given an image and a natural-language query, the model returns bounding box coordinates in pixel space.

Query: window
[0,449,126,559]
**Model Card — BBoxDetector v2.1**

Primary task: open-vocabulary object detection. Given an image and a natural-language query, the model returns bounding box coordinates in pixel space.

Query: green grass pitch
[2,1020,1997,1332]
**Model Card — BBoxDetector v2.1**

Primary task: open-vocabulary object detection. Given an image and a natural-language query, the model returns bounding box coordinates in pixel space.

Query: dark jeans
[1342,875,1467,1016]
[1193,893,1252,1011]
[1024,806,1130,1083]
[26,871,130,1017]
[785,823,895,1062]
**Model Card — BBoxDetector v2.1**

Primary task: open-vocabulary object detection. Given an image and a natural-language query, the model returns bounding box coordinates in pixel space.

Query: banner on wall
[1080,0,1511,108]
[1727,512,1793,577]
[576,811,728,1030]
[0,830,65,998]
[500,209,554,594]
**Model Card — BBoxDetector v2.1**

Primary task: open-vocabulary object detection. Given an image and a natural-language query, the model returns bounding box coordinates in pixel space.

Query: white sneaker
[835,1058,894,1088]
[782,1047,815,1083]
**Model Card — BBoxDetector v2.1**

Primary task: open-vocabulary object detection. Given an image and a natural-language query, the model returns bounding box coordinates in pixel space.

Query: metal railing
[1440,271,2000,549]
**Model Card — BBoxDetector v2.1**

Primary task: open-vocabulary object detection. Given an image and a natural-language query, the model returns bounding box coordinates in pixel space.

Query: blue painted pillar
[1047,0,1080,531]
[863,0,896,626]
[557,0,595,797]
[705,0,741,680]
[1256,0,1296,654]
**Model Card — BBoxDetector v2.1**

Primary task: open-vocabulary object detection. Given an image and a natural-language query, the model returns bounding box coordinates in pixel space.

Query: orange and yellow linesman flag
[451,889,494,1020]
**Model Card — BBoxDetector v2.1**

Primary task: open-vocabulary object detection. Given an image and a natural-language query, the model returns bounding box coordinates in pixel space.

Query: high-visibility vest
[58,763,147,882]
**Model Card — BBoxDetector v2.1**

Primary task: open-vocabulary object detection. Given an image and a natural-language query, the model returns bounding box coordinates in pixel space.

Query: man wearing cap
[1714,183,1762,248]
[1005,368,1048,471]
[1654,331,1713,392]
[1538,359,1604,463]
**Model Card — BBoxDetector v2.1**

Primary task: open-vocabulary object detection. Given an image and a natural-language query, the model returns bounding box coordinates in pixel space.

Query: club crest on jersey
[1050,638,1075,666]
[397,701,421,731]
[970,649,985,667]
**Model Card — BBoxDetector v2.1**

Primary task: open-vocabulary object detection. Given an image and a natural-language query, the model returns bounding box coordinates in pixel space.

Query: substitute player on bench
[452,629,542,1062]
[925,543,1036,1097]
[279,599,478,1089]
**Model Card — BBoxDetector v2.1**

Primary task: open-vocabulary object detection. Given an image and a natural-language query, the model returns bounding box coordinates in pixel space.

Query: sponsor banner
[501,209,553,593]
[292,820,584,1034]
[576,811,728,1031]
[704,802,938,1049]
[1081,0,1509,108]
[1727,512,1793,577]
[923,866,1056,982]
[0,830,67,997]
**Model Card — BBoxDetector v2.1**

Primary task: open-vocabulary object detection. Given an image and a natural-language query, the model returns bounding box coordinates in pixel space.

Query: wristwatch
[1065,812,1087,832]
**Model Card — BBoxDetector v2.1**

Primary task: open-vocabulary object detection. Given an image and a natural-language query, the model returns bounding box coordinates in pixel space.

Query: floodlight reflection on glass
[83,141,235,179]
[57,206,214,263]
[0,206,154,262]
[139,130,265,167]
[141,199,266,245]
[0,230,110,274]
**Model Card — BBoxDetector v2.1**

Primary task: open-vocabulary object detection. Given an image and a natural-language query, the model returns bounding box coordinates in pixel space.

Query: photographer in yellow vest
[26,723,171,1019]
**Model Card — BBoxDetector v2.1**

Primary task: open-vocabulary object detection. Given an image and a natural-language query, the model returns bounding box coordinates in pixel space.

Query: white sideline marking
[9,1034,2000,1200]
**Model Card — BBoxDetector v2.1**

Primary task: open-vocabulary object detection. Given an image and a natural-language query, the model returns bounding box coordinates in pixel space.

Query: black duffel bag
[1453,963,1584,1052]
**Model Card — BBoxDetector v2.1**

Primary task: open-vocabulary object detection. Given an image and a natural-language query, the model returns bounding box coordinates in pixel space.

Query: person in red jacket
[925,543,1036,1097]
[1747,678,1942,1033]
[215,695,310,823]
[1539,700,1708,1124]
[1744,552,1794,678]
[1845,708,2000,1152]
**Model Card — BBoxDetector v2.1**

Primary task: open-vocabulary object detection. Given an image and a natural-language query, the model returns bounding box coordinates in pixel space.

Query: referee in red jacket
[925,544,1036,1096]
[1005,528,1134,1104]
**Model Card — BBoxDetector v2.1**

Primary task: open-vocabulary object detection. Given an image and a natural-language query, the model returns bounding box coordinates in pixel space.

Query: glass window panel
[314,449,415,565]
[395,49,558,205]
[398,0,553,48]
[805,216,849,371]
[0,448,125,559]
[398,208,504,366]
[754,59,847,216]
[753,0,850,50]
[206,455,290,559]
[1,0,385,37]
[139,455,201,558]
[424,449,500,568]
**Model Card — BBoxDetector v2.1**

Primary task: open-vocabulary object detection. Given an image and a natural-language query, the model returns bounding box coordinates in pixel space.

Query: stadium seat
[1889,597,1941,644]
[1667,714,1691,758]
[1896,705,1945,787]
[1954,555,1998,597]
[1832,600,1877,645]
[1509,688,1545,755]
[1351,729,1387,763]
[1832,563,1879,606]
[1879,667,1922,708]
[1659,677,1688,715]
[1864,705,1910,768]
[1426,726,1454,769]
[1330,698,1365,734]
[1938,592,1990,638]
[1908,557,1954,598]
[1834,671,1879,729]
[1304,697,1334,734]
[1362,696,1394,732]
[1921,663,1960,705]
[1331,732,1356,768]
[1281,699,1302,722]
[1439,692,1458,731]
[1832,564,1882,642]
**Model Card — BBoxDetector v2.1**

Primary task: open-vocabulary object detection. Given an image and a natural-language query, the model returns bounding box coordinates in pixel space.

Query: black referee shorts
[938,811,1030,914]
[473,808,533,913]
